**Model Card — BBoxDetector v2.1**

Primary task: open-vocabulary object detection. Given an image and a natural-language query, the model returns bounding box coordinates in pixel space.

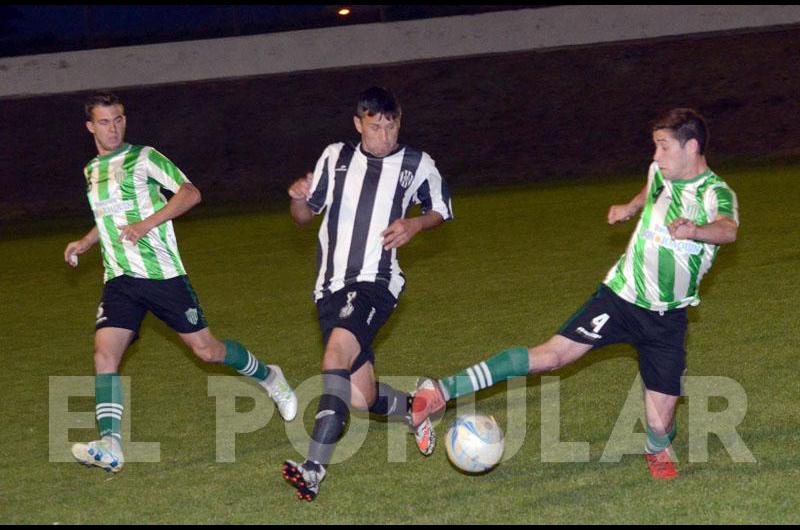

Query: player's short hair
[652,108,709,155]
[355,86,401,120]
[85,93,124,120]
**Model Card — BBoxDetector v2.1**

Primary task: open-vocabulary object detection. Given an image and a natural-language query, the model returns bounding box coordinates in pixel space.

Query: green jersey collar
[93,143,132,162]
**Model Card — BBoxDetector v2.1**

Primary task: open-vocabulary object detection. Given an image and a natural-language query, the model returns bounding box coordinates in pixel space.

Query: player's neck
[674,159,709,181]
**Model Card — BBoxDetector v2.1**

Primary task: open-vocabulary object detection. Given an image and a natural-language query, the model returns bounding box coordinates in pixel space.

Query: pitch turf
[1,160,798,524]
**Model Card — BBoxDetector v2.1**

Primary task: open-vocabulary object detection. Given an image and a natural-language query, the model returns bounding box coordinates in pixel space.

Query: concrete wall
[3,5,800,98]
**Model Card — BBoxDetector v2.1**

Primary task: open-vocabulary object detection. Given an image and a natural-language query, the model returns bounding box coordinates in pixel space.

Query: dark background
[1,22,799,221]
[0,5,536,57]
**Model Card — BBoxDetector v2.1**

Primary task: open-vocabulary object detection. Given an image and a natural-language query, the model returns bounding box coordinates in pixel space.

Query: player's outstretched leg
[222,340,297,421]
[411,347,530,427]
[281,459,327,502]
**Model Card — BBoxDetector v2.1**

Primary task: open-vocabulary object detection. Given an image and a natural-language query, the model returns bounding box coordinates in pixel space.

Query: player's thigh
[144,276,209,334]
[322,327,361,371]
[95,275,147,340]
[557,284,636,358]
[350,361,377,411]
[94,327,136,371]
[317,283,397,370]
[636,307,687,397]
[528,335,594,372]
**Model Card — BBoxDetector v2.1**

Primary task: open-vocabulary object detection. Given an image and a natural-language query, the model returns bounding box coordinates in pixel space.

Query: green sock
[223,339,270,381]
[645,423,676,454]
[438,346,529,401]
[96,373,123,442]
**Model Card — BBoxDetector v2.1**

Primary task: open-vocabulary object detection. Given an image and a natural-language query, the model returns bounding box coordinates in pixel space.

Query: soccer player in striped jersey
[281,87,453,501]
[63,93,297,473]
[412,108,738,480]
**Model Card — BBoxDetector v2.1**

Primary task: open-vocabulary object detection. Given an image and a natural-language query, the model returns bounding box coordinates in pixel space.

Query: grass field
[1,159,798,524]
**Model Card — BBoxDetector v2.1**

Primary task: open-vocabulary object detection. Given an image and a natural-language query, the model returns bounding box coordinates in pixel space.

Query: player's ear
[686,138,700,155]
[86,121,95,134]
[353,115,363,135]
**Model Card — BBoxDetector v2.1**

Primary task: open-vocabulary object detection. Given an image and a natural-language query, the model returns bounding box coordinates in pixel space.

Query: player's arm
[608,184,648,224]
[118,183,202,243]
[64,226,100,267]
[288,172,314,226]
[381,210,444,250]
[668,215,737,244]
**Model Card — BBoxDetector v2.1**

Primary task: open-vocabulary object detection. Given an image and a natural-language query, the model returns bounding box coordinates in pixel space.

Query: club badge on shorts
[339,291,357,319]
[185,307,199,326]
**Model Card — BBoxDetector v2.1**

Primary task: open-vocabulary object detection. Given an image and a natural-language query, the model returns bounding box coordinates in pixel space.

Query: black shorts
[96,275,209,339]
[558,284,688,396]
[316,282,398,373]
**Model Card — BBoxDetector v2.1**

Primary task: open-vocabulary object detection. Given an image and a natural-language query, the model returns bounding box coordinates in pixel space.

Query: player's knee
[350,397,369,411]
[321,349,355,371]
[191,342,223,364]
[350,391,375,412]
[93,349,119,372]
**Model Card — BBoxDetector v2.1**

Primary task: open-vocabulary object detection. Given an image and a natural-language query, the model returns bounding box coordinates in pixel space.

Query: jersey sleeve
[704,183,739,225]
[145,147,190,192]
[307,144,339,215]
[410,153,454,221]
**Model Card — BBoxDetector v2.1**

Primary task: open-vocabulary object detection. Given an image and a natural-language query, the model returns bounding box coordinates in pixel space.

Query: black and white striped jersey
[306,141,453,301]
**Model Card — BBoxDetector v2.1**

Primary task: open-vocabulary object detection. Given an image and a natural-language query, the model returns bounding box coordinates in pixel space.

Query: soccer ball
[444,413,504,473]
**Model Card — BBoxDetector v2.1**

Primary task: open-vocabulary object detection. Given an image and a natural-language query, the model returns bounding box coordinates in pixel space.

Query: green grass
[1,159,798,523]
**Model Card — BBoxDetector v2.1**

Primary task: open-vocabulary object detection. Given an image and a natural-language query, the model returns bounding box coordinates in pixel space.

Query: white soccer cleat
[71,439,125,473]
[260,365,298,421]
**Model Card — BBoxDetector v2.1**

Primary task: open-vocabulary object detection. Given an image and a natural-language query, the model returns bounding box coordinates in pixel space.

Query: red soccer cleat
[411,377,447,428]
[645,448,678,480]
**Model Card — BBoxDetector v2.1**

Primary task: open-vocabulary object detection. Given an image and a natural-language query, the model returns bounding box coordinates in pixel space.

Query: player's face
[86,104,126,155]
[652,129,697,181]
[354,113,400,158]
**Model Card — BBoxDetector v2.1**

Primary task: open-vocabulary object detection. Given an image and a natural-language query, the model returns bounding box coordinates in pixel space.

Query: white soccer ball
[444,413,504,473]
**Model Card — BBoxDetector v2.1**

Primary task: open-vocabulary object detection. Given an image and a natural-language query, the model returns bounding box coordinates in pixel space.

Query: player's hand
[608,204,636,224]
[288,172,313,201]
[118,220,153,244]
[64,240,86,267]
[668,217,698,240]
[381,218,421,250]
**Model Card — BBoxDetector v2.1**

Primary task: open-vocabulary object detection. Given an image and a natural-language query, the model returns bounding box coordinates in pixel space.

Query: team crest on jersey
[339,291,357,319]
[683,202,701,223]
[113,168,126,185]
[399,169,414,189]
[185,307,199,326]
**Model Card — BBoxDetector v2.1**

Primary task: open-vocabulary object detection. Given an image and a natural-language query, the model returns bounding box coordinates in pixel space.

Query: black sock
[367,382,411,420]
[308,369,351,466]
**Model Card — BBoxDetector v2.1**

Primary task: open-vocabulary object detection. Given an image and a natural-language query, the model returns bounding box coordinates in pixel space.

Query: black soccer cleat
[282,459,326,502]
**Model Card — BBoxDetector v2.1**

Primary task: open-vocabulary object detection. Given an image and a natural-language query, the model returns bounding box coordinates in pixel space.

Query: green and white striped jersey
[604,162,739,311]
[84,143,189,282]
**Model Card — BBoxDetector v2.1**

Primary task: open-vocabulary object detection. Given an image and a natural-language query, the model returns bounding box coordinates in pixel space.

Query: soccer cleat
[410,377,446,427]
[71,439,125,473]
[282,459,326,502]
[260,365,298,421]
[411,416,436,456]
[645,448,678,480]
